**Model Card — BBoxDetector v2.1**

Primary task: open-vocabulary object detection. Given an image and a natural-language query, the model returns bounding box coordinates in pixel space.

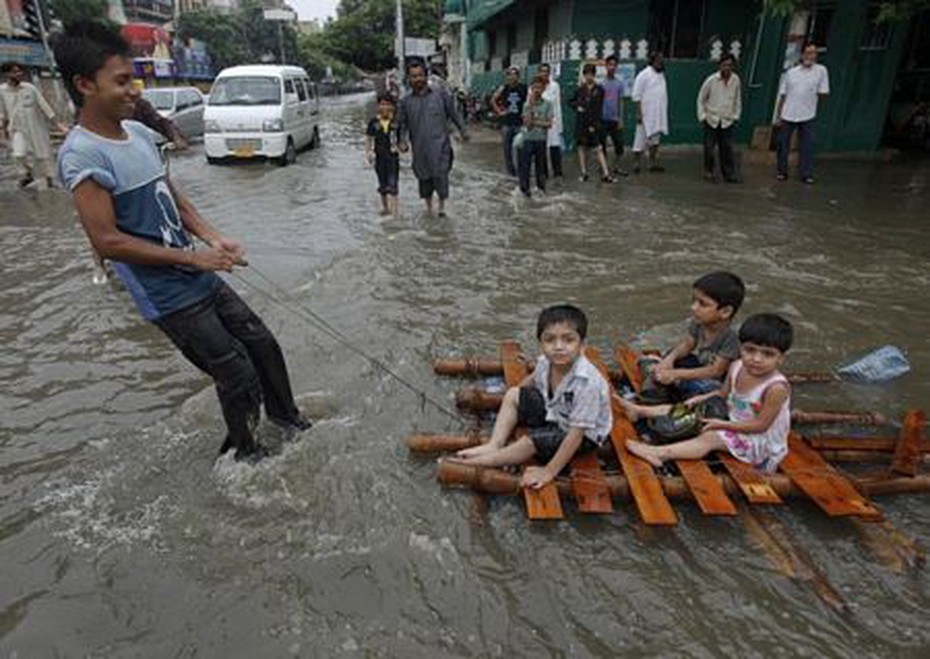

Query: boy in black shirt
[365,95,400,217]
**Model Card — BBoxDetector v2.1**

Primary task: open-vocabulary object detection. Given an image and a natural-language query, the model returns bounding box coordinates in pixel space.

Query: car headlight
[204,120,221,133]
[262,118,284,132]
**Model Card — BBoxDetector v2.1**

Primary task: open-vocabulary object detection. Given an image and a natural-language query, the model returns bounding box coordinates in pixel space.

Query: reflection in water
[1,93,929,656]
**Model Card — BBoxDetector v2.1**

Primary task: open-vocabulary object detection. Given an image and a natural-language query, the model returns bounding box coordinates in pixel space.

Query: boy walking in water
[54,21,310,464]
[641,272,744,402]
[518,74,551,198]
[455,305,612,489]
[365,94,400,217]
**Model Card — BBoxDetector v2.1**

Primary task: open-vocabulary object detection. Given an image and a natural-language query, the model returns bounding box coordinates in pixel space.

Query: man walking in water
[0,62,68,189]
[397,60,468,217]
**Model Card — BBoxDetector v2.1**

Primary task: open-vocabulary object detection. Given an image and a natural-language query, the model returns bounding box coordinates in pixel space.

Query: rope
[230,265,464,423]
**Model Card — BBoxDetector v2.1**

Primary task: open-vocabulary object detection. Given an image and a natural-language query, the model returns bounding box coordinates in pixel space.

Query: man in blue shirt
[600,54,628,177]
[54,21,310,464]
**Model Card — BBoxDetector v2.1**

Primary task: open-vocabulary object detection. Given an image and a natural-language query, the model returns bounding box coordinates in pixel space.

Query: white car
[203,64,321,165]
[142,86,206,139]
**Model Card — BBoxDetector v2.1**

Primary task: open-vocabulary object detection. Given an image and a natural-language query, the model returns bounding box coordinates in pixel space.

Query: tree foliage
[763,0,930,21]
[177,0,299,72]
[49,0,113,29]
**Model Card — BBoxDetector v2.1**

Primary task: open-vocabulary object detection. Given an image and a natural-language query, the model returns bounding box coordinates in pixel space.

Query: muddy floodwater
[2,93,930,657]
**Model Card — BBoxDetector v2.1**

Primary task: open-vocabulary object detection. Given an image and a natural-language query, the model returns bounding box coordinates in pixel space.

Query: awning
[467,0,517,29]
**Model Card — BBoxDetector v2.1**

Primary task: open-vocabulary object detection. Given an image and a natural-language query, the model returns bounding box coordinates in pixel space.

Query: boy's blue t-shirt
[58,121,220,321]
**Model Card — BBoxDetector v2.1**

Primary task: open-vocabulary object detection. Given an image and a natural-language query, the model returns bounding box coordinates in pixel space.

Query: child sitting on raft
[454,304,613,489]
[623,313,793,473]
[640,271,744,403]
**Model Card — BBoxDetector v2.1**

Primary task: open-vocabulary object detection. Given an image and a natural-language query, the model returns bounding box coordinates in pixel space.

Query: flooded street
[2,92,930,656]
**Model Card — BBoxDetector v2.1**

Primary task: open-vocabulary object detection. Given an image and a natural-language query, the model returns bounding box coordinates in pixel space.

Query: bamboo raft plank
[676,460,738,515]
[780,432,883,520]
[587,347,678,526]
[892,409,925,477]
[718,454,785,504]
[500,340,564,521]
[570,452,614,514]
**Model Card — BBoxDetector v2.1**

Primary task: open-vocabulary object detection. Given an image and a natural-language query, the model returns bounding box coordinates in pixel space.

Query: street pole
[32,0,65,109]
[278,20,285,64]
[396,0,404,83]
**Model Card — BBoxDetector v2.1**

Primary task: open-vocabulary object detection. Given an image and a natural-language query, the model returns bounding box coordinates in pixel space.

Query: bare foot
[626,439,663,468]
[456,442,499,461]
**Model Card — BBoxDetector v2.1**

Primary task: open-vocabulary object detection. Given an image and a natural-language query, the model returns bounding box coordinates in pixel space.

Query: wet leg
[457,386,521,459]
[457,435,536,467]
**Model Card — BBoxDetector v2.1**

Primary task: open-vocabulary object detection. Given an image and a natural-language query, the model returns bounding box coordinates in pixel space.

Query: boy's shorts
[375,154,399,195]
[517,387,599,464]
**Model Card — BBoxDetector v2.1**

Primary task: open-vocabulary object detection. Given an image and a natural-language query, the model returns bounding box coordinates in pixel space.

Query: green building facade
[464,0,912,153]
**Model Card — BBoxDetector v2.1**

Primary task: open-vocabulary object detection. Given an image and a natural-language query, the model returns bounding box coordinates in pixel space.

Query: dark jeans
[543,145,563,178]
[777,120,815,179]
[375,154,399,195]
[703,122,736,179]
[501,124,520,176]
[518,139,547,195]
[156,283,300,456]
[601,120,624,158]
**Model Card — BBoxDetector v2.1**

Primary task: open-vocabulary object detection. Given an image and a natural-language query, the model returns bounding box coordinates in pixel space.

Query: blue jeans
[502,124,520,176]
[777,120,815,179]
[156,283,301,457]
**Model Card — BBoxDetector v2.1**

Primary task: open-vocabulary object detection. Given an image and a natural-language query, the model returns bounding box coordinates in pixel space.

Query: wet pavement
[1,92,930,656]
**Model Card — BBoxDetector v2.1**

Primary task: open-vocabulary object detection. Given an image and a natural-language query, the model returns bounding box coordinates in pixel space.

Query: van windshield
[143,89,174,111]
[208,77,281,106]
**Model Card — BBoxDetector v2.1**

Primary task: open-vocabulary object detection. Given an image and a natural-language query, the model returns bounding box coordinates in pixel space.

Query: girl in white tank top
[719,360,791,472]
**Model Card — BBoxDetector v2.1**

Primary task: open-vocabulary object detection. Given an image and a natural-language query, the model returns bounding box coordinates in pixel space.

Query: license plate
[232,145,255,158]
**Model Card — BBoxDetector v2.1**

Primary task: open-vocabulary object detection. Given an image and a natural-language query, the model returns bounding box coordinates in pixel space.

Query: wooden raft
[588,347,678,525]
[612,345,736,517]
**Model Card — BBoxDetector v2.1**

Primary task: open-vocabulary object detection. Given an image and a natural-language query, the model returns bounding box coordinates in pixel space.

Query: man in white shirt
[774,42,829,184]
[632,51,669,173]
[697,53,741,183]
[538,62,564,179]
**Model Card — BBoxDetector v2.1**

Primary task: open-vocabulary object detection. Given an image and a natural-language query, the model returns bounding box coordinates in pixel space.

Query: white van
[203,65,321,165]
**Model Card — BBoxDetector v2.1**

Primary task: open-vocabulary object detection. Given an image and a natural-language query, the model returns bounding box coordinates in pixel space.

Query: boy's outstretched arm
[522,427,585,489]
[665,355,732,383]
[72,179,237,272]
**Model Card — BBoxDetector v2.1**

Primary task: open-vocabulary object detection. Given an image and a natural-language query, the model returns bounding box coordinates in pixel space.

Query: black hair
[719,53,736,65]
[376,94,396,105]
[536,304,588,341]
[648,50,664,65]
[538,63,551,73]
[801,41,818,52]
[738,313,793,352]
[605,53,618,64]
[405,59,426,76]
[582,63,596,75]
[693,271,745,314]
[51,20,131,107]
[1,61,24,74]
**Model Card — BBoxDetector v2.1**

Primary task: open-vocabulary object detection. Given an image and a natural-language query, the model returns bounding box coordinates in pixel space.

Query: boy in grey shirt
[642,271,744,402]
[454,305,612,490]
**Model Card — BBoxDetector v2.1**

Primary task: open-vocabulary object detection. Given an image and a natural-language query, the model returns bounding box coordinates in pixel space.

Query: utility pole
[32,0,65,108]
[263,8,296,65]
[396,0,405,81]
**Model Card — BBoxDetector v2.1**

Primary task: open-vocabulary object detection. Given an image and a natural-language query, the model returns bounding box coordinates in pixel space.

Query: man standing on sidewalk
[490,66,527,177]
[0,62,68,189]
[631,52,668,174]
[775,42,829,184]
[697,53,742,183]
[600,54,628,176]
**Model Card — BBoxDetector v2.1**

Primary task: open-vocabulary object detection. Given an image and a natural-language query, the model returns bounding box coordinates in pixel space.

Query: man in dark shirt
[490,66,527,177]
[571,63,614,183]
